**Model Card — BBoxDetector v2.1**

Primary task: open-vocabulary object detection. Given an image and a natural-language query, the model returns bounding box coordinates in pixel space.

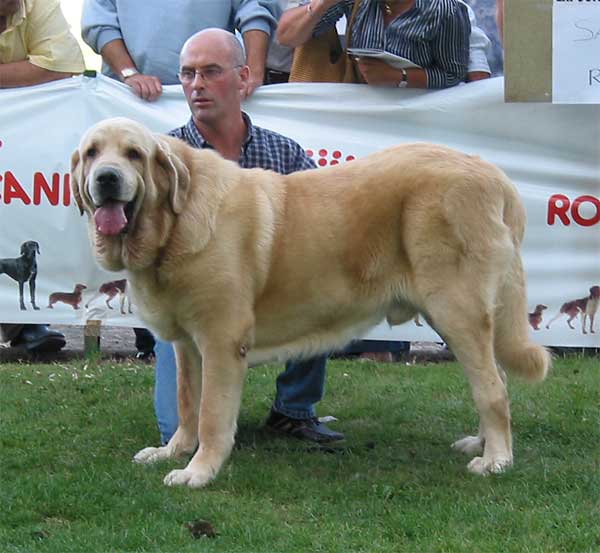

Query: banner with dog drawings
[0,75,598,346]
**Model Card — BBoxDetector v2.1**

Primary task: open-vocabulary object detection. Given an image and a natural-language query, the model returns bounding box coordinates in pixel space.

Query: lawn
[0,355,599,552]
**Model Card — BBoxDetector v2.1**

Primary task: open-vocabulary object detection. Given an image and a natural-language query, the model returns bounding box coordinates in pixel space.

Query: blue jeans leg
[154,339,179,445]
[272,354,327,419]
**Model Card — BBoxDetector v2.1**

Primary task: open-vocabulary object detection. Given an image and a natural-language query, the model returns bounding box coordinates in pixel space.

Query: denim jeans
[153,338,327,445]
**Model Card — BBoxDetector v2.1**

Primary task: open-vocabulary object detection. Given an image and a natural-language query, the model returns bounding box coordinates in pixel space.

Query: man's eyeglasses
[177,65,242,84]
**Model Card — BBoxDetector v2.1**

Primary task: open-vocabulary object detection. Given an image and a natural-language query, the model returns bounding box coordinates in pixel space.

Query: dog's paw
[451,435,484,456]
[133,446,171,464]
[466,455,512,476]
[164,466,215,489]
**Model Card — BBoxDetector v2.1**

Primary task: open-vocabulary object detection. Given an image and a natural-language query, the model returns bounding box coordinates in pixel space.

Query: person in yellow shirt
[0,0,84,353]
[0,0,84,88]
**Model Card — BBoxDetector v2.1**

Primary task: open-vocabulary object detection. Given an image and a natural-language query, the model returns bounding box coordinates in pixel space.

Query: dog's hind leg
[84,291,101,309]
[424,283,513,476]
[545,311,563,329]
[567,312,579,330]
[134,337,201,465]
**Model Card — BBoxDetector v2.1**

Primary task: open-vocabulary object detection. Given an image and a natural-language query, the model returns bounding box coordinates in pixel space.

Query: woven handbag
[289,1,362,84]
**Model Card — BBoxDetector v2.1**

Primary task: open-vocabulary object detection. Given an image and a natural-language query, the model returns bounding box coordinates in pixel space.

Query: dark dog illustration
[0,240,41,310]
[85,279,132,314]
[528,304,547,330]
[545,286,600,334]
[47,283,87,310]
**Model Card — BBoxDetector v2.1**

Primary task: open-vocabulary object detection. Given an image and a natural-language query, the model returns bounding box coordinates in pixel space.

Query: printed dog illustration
[528,304,547,330]
[85,279,132,314]
[0,240,41,310]
[72,118,550,489]
[545,286,600,334]
[47,283,87,309]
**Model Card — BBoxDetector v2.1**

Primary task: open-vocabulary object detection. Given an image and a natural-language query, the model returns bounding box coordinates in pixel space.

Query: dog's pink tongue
[94,201,128,236]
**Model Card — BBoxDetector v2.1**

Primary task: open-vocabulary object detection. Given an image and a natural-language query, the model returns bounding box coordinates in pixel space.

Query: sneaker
[264,409,345,444]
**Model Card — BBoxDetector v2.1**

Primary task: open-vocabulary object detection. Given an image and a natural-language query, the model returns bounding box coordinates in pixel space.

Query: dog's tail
[493,196,551,382]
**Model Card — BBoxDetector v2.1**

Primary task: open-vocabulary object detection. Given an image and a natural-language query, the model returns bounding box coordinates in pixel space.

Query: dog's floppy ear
[34,241,40,255]
[154,138,191,215]
[70,149,85,216]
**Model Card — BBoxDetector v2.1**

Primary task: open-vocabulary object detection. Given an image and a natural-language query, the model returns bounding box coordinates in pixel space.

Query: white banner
[552,0,600,104]
[0,75,598,347]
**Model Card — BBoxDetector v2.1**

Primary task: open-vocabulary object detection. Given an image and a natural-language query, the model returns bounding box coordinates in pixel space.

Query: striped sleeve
[425,2,470,89]
[312,0,354,37]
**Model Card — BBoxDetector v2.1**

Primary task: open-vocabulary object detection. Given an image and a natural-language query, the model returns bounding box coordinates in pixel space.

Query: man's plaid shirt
[169,113,316,174]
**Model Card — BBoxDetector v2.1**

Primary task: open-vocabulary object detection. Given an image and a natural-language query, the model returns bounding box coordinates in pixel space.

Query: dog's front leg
[28,276,39,310]
[18,281,26,310]
[164,334,249,489]
[134,338,201,464]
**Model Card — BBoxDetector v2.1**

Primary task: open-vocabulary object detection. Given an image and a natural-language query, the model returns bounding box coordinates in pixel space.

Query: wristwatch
[397,68,408,88]
[120,67,139,81]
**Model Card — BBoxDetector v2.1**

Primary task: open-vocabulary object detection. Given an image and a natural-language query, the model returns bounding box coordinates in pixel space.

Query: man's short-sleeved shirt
[0,0,85,72]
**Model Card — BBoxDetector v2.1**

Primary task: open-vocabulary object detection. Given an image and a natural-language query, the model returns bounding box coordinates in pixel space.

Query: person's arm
[0,61,73,88]
[277,0,346,47]
[461,1,491,82]
[99,39,162,101]
[233,0,281,95]
[496,0,504,45]
[2,0,85,88]
[81,0,161,101]
[242,30,269,96]
[426,3,471,88]
[355,58,428,88]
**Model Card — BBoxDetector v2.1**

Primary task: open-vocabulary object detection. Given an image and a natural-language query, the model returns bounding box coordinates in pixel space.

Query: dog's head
[71,117,190,271]
[74,284,87,293]
[535,304,548,313]
[590,286,600,299]
[20,241,40,257]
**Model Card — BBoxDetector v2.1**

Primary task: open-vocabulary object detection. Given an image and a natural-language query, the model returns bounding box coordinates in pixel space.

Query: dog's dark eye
[126,148,142,161]
[86,147,97,159]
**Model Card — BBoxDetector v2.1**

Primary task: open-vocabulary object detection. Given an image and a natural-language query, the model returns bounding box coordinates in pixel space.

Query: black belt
[264,68,290,85]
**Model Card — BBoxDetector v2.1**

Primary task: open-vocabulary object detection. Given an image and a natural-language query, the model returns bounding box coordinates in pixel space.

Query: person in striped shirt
[278,0,473,89]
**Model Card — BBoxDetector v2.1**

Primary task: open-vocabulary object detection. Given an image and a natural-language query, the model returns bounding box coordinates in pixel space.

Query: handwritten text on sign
[553,1,600,103]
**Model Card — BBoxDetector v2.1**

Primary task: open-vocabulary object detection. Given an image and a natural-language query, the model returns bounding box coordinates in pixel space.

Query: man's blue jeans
[153,338,327,445]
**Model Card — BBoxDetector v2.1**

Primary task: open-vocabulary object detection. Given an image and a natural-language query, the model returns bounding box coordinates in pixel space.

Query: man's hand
[244,70,264,98]
[466,71,490,82]
[124,73,163,101]
[356,58,402,86]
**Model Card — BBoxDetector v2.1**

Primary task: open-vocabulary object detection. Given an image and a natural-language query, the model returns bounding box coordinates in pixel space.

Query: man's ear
[70,149,85,215]
[239,64,251,98]
[155,138,191,214]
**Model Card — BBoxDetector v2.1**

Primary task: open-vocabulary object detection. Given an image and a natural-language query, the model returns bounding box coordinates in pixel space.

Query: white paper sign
[553,1,600,103]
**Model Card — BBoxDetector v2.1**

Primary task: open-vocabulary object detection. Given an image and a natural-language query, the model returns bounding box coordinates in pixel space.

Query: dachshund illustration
[545,286,600,334]
[85,279,132,314]
[0,240,41,310]
[528,304,547,330]
[47,283,87,310]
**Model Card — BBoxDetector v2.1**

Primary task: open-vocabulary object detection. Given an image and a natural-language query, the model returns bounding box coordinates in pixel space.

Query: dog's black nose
[95,167,123,200]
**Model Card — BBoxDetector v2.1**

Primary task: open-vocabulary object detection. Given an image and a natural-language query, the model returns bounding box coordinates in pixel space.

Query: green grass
[0,356,599,552]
